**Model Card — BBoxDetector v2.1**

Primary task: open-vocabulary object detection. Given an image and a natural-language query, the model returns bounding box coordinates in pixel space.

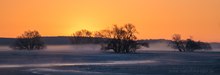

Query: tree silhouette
[170,34,212,52]
[101,24,140,53]
[171,34,185,52]
[11,30,45,50]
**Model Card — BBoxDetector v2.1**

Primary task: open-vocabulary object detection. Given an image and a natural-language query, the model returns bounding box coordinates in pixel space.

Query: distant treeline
[1,37,219,48]
[0,36,108,45]
[0,37,169,45]
[0,38,15,45]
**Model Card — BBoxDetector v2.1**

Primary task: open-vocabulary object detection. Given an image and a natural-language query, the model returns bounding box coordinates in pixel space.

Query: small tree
[171,34,185,52]
[170,34,212,52]
[11,30,45,50]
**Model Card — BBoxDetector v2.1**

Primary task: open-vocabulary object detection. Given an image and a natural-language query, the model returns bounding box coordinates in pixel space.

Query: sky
[0,0,220,42]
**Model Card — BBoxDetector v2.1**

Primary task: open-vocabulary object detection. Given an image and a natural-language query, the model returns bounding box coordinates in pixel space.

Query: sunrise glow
[0,0,220,42]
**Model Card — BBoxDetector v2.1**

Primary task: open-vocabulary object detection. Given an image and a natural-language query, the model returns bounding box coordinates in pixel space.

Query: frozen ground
[0,45,220,75]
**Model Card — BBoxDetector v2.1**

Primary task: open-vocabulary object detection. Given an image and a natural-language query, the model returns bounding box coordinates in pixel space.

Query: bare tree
[170,34,212,52]
[11,30,45,50]
[171,34,185,52]
[101,24,140,53]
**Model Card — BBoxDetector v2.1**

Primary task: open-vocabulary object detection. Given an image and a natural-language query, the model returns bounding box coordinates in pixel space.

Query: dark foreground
[0,50,219,75]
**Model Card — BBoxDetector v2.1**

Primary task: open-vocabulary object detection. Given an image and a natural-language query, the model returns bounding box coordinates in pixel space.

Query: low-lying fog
[0,43,219,52]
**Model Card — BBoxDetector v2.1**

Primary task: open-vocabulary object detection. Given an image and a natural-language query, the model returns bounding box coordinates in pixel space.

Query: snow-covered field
[0,45,220,75]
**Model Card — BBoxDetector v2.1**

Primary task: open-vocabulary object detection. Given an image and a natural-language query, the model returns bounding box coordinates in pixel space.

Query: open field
[0,45,220,75]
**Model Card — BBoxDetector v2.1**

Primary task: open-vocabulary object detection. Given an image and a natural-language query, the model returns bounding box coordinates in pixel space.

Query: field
[0,45,219,75]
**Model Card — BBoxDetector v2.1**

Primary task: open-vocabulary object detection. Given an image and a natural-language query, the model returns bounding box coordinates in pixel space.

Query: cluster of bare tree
[70,24,140,53]
[170,34,212,52]
[10,25,212,53]
[102,24,140,53]
[10,30,45,50]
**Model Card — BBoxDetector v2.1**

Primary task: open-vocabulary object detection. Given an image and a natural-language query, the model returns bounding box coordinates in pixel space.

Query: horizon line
[0,36,219,43]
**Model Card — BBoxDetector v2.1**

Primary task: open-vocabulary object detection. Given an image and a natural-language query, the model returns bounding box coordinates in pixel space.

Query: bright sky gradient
[0,0,220,42]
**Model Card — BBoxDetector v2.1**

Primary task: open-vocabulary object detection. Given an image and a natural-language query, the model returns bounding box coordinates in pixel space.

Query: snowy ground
[0,45,220,75]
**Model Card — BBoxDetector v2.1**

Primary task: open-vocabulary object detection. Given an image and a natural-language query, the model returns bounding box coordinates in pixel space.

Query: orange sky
[0,0,220,42]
